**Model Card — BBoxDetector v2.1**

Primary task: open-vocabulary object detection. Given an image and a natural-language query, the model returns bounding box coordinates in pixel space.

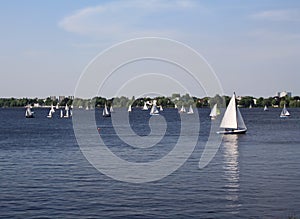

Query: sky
[1,0,300,98]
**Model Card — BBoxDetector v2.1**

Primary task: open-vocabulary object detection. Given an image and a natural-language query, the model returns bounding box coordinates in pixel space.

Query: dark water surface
[0,107,299,218]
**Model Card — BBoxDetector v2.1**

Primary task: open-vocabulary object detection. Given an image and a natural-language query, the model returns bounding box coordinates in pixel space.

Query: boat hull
[217,129,247,134]
[25,115,34,118]
[103,114,111,117]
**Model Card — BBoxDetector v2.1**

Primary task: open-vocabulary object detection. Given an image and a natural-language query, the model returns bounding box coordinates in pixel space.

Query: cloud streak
[251,9,300,22]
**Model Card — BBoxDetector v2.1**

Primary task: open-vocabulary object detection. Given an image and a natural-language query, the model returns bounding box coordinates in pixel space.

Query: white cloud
[251,9,300,21]
[58,0,197,39]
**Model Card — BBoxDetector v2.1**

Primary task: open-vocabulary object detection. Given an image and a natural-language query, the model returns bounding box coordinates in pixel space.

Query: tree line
[1,94,299,108]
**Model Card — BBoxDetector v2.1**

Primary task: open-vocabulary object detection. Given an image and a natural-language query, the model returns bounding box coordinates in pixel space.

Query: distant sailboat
[264,105,268,111]
[50,105,55,113]
[159,105,163,111]
[142,102,148,110]
[280,104,290,118]
[210,103,219,120]
[60,109,63,118]
[110,105,114,113]
[25,106,34,118]
[56,103,59,109]
[179,105,186,113]
[249,104,252,109]
[85,106,89,110]
[128,105,132,112]
[218,93,247,134]
[174,104,178,109]
[64,104,69,118]
[187,105,194,114]
[47,108,53,118]
[103,104,111,117]
[150,104,159,116]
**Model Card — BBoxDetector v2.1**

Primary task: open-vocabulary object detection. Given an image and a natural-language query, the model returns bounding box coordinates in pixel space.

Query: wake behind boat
[217,92,247,134]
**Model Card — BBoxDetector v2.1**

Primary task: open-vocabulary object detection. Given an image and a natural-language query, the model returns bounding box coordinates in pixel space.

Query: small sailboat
[55,103,60,109]
[50,105,55,113]
[47,108,53,118]
[174,104,178,109]
[85,106,89,110]
[142,102,148,110]
[25,106,34,118]
[103,104,111,117]
[64,104,69,118]
[60,109,63,118]
[280,104,290,118]
[218,92,247,134]
[210,103,219,120]
[159,105,163,111]
[249,104,252,109]
[179,105,186,113]
[110,105,114,113]
[150,104,159,116]
[128,105,132,112]
[187,105,194,114]
[264,105,268,111]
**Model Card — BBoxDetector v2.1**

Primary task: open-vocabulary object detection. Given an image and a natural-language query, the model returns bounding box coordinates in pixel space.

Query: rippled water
[0,107,299,218]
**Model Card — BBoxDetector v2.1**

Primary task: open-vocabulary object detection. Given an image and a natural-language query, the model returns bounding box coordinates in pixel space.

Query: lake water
[0,107,299,218]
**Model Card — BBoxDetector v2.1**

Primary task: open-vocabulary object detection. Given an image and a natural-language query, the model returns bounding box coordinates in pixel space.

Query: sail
[128,105,132,112]
[48,109,52,117]
[280,104,290,116]
[142,102,148,110]
[174,104,178,109]
[25,107,32,117]
[160,106,163,111]
[60,109,63,118]
[237,107,247,129]
[264,105,268,111]
[179,106,186,113]
[187,105,194,114]
[220,93,238,129]
[110,106,114,112]
[150,104,159,115]
[210,104,218,117]
[104,104,109,115]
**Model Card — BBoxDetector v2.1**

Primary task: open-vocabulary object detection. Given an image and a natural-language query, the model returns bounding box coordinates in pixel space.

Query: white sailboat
[249,104,252,109]
[85,105,89,110]
[150,104,159,115]
[280,104,290,118]
[128,105,132,112]
[60,109,63,118]
[210,103,219,120]
[159,105,163,111]
[55,103,59,109]
[64,104,69,118]
[218,93,247,134]
[47,108,53,118]
[264,105,268,111]
[25,106,34,118]
[110,105,114,113]
[103,104,111,117]
[174,104,178,109]
[50,105,55,113]
[179,105,186,113]
[187,105,194,114]
[142,102,148,110]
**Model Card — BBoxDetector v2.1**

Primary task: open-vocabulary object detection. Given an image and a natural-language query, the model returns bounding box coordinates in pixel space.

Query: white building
[277,91,292,98]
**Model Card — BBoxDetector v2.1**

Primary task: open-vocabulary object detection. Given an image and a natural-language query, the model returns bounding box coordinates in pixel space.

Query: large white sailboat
[187,105,194,114]
[103,104,111,117]
[218,93,247,134]
[280,104,290,118]
[25,106,34,118]
[210,103,219,120]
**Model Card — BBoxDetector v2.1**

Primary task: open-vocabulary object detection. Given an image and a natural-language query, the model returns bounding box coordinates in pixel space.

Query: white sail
[60,109,63,118]
[187,105,194,114]
[50,105,55,113]
[159,105,163,111]
[249,104,252,109]
[237,107,247,129]
[128,105,132,112]
[64,104,69,118]
[174,104,178,109]
[179,106,186,113]
[110,105,114,112]
[142,102,148,110]
[25,107,34,117]
[220,93,238,129]
[85,106,89,110]
[47,109,52,118]
[280,104,290,117]
[150,104,159,115]
[210,104,218,117]
[264,105,268,111]
[103,104,110,117]
[56,104,59,109]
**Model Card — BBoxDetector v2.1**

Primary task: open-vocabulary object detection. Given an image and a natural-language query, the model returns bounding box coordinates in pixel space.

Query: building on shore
[277,91,292,98]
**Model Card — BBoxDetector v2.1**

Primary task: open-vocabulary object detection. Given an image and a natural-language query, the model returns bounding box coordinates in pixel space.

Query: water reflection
[222,134,240,213]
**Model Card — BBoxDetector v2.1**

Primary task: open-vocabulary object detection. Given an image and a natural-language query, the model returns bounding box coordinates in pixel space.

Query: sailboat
[64,104,69,118]
[60,109,63,118]
[187,105,194,114]
[210,103,219,120]
[55,103,59,109]
[142,102,148,110]
[47,108,53,118]
[128,105,132,112]
[174,104,178,109]
[264,105,268,111]
[50,105,55,113]
[218,93,247,134]
[150,104,159,116]
[110,105,114,113]
[85,106,89,110]
[249,104,252,109]
[280,104,290,118]
[25,106,34,118]
[159,105,163,111]
[103,104,111,117]
[179,105,186,113]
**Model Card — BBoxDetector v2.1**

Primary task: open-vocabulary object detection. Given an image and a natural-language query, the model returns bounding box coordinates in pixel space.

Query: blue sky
[1,0,300,98]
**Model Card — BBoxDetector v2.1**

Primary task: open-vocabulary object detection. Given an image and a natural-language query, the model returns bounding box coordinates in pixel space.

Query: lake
[0,107,299,218]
